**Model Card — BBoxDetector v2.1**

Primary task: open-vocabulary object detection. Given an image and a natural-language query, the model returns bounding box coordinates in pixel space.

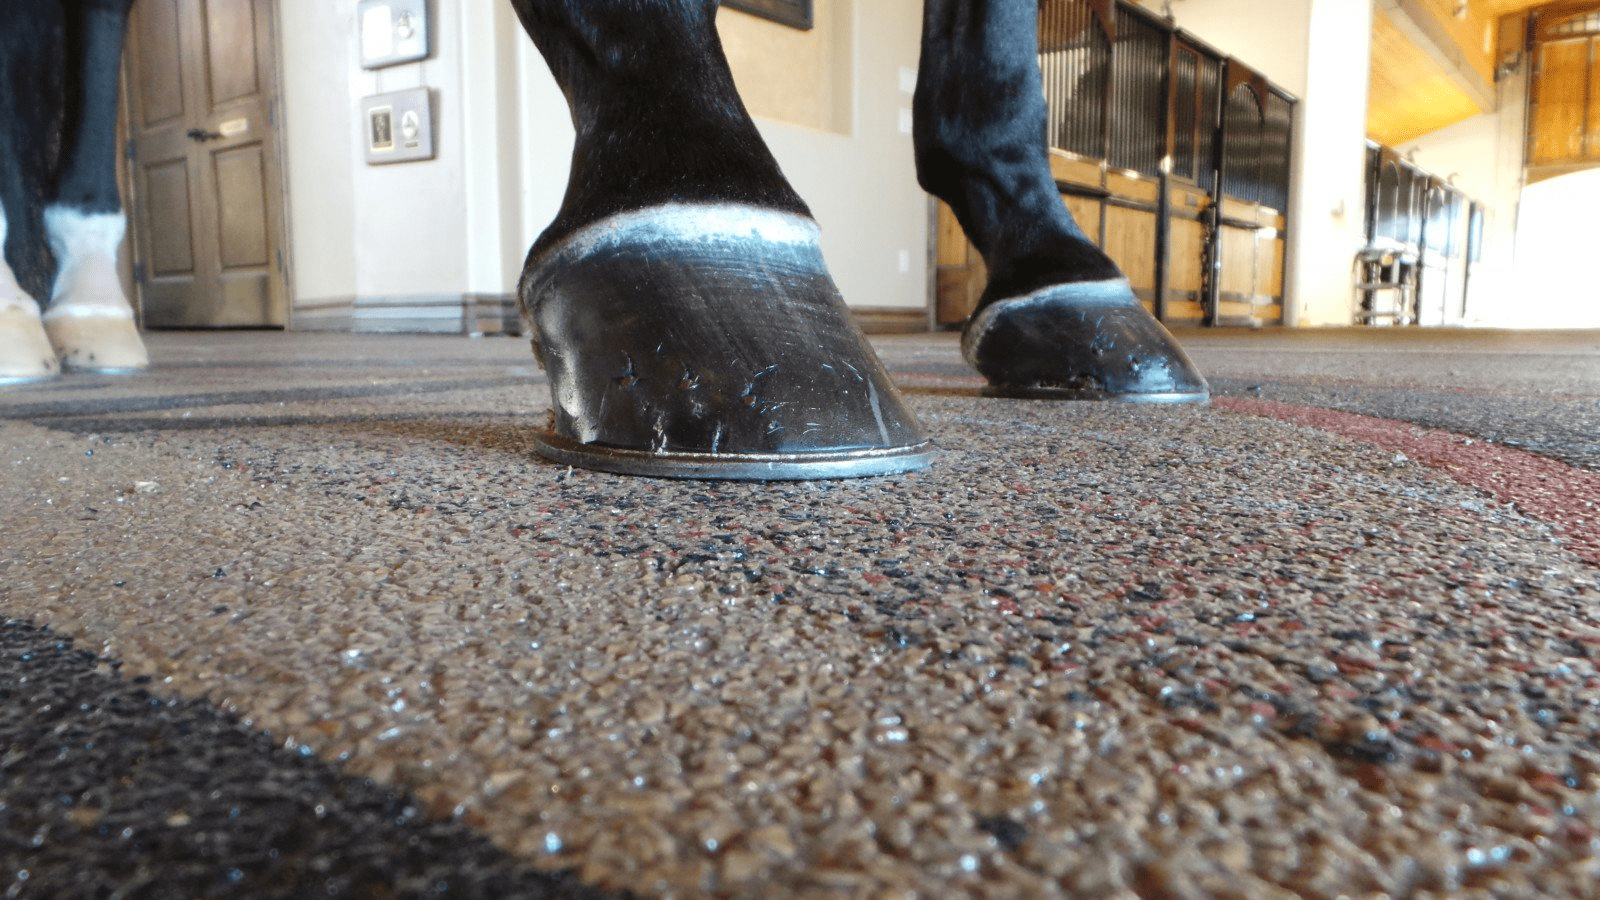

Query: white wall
[278,0,481,324]
[277,0,357,303]
[1162,0,1310,97]
[1397,65,1529,327]
[1290,0,1376,326]
[275,0,927,323]
[753,0,928,312]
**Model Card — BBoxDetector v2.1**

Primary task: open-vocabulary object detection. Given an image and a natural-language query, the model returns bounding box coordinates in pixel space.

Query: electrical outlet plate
[358,0,430,69]
[362,88,435,164]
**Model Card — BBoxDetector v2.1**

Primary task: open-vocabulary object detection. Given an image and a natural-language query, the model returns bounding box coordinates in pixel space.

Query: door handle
[186,127,224,142]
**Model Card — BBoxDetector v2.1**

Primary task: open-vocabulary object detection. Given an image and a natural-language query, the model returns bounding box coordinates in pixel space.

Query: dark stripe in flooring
[0,619,628,900]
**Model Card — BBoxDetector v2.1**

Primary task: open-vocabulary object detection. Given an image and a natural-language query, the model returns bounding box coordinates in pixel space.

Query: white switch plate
[899,66,918,95]
[359,0,430,69]
[362,88,434,164]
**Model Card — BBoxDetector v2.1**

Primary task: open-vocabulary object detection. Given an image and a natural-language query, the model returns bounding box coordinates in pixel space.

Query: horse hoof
[521,203,935,480]
[43,310,149,374]
[962,279,1209,403]
[0,299,61,384]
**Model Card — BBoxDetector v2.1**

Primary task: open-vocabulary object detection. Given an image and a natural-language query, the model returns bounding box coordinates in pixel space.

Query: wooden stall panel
[1268,236,1286,300]
[1253,231,1277,304]
[1218,225,1258,298]
[1050,153,1105,192]
[934,201,986,326]
[1063,194,1102,245]
[1167,218,1206,295]
[1591,40,1600,157]
[1107,171,1160,205]
[1219,197,1257,224]
[935,200,970,267]
[1104,205,1158,311]
[1164,216,1207,324]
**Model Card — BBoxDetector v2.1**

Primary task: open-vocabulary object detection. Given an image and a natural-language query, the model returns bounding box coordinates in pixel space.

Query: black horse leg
[916,0,1207,401]
[0,0,67,381]
[41,0,147,374]
[509,0,931,479]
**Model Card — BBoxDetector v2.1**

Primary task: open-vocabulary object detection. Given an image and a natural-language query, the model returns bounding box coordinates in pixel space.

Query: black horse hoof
[520,204,935,480]
[962,279,1210,402]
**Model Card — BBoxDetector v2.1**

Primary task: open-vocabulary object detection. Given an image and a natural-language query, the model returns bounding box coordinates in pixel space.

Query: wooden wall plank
[1533,38,1592,164]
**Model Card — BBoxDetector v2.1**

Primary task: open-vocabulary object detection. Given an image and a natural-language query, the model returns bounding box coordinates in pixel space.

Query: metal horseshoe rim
[532,430,937,482]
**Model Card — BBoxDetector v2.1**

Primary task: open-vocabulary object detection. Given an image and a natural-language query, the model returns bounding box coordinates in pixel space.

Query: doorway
[1509,169,1600,328]
[121,0,288,328]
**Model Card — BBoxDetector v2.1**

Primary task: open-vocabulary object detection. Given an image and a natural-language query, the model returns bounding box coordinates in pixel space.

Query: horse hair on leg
[511,0,931,480]
[42,0,147,374]
[916,0,1207,402]
[0,0,63,382]
[0,0,145,382]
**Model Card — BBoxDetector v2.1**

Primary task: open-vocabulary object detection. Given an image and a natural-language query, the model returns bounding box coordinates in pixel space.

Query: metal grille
[1221,81,1263,202]
[1171,43,1222,192]
[1371,158,1407,246]
[1172,48,1198,179]
[1261,90,1294,211]
[1365,144,1481,293]
[1544,10,1600,38]
[1108,5,1167,176]
[1039,0,1110,159]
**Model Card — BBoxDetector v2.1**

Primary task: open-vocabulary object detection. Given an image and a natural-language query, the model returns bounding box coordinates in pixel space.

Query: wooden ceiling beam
[1376,0,1498,113]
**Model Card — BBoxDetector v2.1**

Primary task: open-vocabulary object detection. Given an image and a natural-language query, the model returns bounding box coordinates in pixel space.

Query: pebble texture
[2,329,1599,898]
[0,620,627,899]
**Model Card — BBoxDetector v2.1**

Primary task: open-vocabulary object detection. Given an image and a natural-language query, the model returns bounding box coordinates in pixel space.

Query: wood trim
[852,307,933,335]
[1049,152,1106,191]
[289,294,521,335]
[1107,171,1160,205]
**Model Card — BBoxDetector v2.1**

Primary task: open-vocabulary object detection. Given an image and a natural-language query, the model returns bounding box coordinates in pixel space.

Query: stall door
[1212,69,1290,327]
[1161,37,1222,326]
[1416,184,1471,327]
[124,0,287,327]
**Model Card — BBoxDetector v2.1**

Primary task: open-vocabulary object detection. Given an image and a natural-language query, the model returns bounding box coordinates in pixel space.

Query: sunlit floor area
[3,327,1599,898]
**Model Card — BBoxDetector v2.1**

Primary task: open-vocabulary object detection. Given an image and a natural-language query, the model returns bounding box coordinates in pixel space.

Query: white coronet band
[528,203,822,276]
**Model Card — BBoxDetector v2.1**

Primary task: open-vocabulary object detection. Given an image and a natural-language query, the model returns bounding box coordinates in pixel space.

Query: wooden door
[123,0,286,328]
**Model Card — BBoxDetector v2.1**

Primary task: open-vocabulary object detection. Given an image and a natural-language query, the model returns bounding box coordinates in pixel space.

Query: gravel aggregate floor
[3,328,1599,898]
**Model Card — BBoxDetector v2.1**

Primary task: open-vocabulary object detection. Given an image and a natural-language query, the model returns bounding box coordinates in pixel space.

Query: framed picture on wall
[724,0,813,30]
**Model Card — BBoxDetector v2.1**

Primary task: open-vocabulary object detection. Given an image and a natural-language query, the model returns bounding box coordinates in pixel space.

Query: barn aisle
[3,328,1599,898]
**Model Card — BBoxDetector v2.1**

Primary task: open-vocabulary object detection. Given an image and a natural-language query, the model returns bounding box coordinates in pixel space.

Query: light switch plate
[362,88,435,164]
[359,0,430,69]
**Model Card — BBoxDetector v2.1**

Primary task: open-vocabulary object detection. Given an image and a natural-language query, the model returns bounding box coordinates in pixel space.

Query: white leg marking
[43,206,133,319]
[40,206,148,372]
